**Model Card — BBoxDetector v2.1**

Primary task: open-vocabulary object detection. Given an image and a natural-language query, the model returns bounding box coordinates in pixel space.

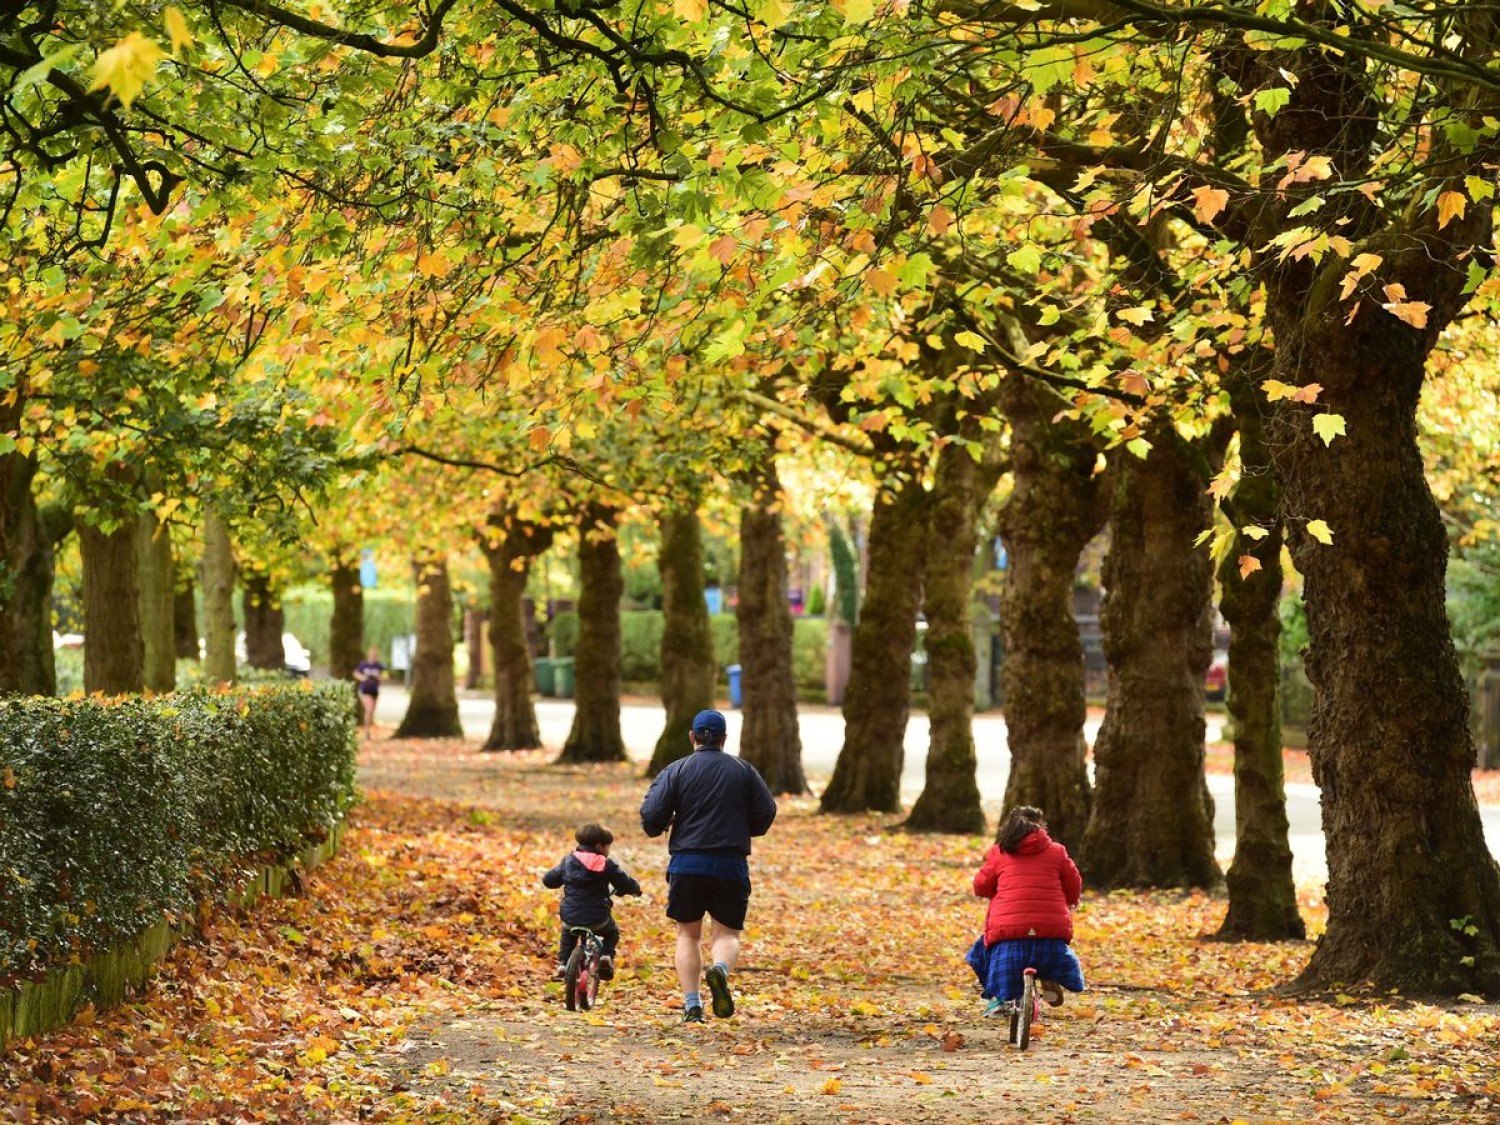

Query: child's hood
[572,848,608,872]
[1015,828,1054,855]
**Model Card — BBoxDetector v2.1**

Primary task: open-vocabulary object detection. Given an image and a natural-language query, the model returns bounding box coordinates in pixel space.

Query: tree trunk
[15,477,66,696]
[137,505,176,693]
[481,512,553,752]
[820,466,929,813]
[201,510,237,685]
[329,555,364,683]
[561,505,627,763]
[0,444,32,695]
[173,564,199,661]
[996,376,1106,853]
[242,571,285,671]
[905,438,988,834]
[1274,324,1500,994]
[647,507,717,775]
[1216,384,1304,941]
[735,451,807,795]
[80,516,144,695]
[1080,430,1221,889]
[395,555,463,739]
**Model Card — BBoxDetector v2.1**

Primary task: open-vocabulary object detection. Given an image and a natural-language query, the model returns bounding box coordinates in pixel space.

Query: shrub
[548,610,579,658]
[0,683,356,982]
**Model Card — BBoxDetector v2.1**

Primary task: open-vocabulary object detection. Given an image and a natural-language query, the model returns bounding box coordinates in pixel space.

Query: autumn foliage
[3,732,1497,1122]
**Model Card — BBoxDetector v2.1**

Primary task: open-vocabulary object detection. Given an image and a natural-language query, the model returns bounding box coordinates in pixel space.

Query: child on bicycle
[542,822,641,980]
[965,805,1086,1017]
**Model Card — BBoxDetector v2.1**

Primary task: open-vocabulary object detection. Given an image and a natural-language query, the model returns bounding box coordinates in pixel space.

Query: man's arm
[746,764,778,837]
[639,769,675,838]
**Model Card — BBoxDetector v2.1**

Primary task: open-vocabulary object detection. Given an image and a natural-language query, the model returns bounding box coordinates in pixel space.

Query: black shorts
[666,873,751,930]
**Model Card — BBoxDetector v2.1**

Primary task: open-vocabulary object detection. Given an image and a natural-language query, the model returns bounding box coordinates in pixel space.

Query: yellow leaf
[1312,412,1347,445]
[1381,300,1431,329]
[1191,186,1229,223]
[1238,554,1262,580]
[910,1072,934,1085]
[953,329,987,353]
[88,33,167,108]
[1436,190,1466,230]
[841,0,875,22]
[672,224,707,250]
[674,0,708,20]
[164,7,194,54]
[1241,525,1270,540]
[1116,305,1154,326]
[1306,519,1334,545]
[821,1077,842,1095]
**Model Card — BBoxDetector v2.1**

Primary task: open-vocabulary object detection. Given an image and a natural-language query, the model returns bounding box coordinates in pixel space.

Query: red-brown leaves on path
[3,730,1498,1123]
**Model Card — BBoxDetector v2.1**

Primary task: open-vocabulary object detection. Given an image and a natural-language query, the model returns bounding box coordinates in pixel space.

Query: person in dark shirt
[542,823,641,979]
[352,647,385,740]
[640,709,777,1023]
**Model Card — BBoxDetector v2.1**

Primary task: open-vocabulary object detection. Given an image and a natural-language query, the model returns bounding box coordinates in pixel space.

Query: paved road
[374,687,1500,885]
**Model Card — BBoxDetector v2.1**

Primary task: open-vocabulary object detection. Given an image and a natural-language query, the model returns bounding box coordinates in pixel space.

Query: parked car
[1205,650,1228,702]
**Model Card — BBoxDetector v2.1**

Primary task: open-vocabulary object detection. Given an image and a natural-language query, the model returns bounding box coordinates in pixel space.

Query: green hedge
[613,611,827,697]
[0,683,357,982]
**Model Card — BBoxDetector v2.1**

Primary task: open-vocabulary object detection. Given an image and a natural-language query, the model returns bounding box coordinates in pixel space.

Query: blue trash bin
[727,664,743,708]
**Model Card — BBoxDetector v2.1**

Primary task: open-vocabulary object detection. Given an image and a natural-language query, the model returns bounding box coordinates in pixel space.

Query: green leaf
[1126,436,1152,459]
[953,330,987,353]
[1311,413,1346,445]
[1007,244,1042,275]
[13,44,82,92]
[1253,87,1291,118]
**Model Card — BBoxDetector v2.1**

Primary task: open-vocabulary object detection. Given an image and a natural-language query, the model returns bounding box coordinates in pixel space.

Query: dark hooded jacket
[542,848,641,927]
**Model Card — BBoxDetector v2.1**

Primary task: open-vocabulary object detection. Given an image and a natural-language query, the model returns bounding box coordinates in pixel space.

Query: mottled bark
[329,556,365,683]
[735,451,807,795]
[137,506,176,693]
[201,510,237,685]
[821,466,929,814]
[16,483,68,696]
[80,516,144,695]
[561,505,627,763]
[1277,317,1500,992]
[996,375,1106,853]
[0,439,31,695]
[395,556,463,739]
[905,438,988,834]
[647,508,716,775]
[1216,386,1303,942]
[173,566,199,661]
[242,571,285,671]
[481,512,553,752]
[1080,431,1221,889]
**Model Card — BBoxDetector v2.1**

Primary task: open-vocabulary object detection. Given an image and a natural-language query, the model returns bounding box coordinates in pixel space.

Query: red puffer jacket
[974,829,1082,944]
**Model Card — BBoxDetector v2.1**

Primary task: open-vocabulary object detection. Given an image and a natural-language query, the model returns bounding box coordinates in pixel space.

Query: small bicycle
[563,925,609,1012]
[1008,967,1040,1050]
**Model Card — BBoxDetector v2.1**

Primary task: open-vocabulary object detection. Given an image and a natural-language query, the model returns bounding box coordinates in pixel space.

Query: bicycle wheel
[564,944,587,1011]
[1017,972,1037,1050]
[582,944,602,1010]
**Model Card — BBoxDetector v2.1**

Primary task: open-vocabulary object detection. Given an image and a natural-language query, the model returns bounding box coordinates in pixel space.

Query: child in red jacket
[965,805,1086,1016]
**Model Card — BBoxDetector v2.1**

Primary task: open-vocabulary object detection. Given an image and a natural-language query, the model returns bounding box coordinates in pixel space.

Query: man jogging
[640,709,778,1023]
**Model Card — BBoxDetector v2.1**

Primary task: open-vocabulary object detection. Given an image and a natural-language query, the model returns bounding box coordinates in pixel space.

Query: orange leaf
[1238,554,1262,580]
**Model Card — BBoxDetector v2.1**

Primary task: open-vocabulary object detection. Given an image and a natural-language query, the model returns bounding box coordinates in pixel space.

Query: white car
[231,632,313,677]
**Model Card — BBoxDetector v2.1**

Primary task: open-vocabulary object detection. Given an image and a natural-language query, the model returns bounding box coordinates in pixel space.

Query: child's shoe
[983,997,1006,1018]
[554,962,568,979]
[598,955,614,980]
[1038,979,1064,1007]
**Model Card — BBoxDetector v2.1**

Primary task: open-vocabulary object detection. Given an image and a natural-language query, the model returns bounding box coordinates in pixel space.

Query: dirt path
[357,737,1500,1124]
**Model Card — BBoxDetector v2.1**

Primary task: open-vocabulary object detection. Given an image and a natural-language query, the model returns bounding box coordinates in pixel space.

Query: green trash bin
[534,657,557,696]
[553,656,576,698]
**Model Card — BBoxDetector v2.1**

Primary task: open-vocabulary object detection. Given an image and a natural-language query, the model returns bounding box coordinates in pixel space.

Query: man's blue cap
[692,709,727,743]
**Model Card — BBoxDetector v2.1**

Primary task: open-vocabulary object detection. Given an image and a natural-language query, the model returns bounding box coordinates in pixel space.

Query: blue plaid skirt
[966,936,1085,1003]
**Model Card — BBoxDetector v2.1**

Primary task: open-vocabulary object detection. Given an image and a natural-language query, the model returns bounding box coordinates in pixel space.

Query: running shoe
[705,964,735,1018]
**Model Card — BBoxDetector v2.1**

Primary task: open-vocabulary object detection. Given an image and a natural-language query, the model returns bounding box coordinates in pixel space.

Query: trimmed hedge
[613,611,827,698]
[0,683,357,983]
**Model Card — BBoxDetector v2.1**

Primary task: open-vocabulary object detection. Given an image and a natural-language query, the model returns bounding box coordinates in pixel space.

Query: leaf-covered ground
[4,729,1499,1123]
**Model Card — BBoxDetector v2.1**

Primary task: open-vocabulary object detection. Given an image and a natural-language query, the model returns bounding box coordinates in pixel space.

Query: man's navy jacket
[640,746,778,855]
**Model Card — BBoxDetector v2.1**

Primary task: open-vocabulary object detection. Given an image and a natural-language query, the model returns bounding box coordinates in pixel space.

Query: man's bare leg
[675,920,704,996]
